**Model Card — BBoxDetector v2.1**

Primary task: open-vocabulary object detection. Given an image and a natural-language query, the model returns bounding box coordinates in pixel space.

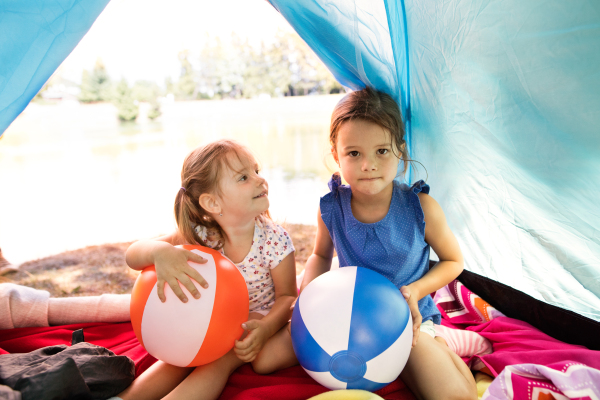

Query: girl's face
[217,150,269,221]
[334,119,400,196]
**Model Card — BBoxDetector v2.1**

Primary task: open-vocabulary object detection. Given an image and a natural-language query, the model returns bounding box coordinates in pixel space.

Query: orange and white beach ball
[130,245,249,367]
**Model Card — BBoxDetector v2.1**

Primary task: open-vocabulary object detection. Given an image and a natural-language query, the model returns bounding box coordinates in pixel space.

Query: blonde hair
[330,87,410,177]
[174,139,270,248]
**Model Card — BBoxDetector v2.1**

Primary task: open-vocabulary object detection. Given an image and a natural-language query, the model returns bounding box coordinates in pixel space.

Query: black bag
[0,330,134,400]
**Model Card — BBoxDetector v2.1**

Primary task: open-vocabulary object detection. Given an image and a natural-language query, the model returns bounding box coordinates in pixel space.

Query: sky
[58,0,295,85]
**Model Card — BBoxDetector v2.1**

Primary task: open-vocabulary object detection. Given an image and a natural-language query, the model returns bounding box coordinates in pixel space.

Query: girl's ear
[332,147,340,165]
[199,193,221,215]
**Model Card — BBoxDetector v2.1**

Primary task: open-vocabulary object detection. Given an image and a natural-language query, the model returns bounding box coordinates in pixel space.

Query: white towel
[0,283,131,329]
[0,283,50,329]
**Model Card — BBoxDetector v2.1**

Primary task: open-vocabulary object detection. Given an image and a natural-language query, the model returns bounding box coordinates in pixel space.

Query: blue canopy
[0,0,110,134]
[1,0,599,324]
[268,0,600,323]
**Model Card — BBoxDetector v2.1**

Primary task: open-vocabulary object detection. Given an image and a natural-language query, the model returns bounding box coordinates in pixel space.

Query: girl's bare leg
[400,333,477,400]
[251,322,298,374]
[119,361,194,400]
[163,349,246,400]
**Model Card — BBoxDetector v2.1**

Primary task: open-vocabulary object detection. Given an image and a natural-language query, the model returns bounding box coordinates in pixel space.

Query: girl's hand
[400,284,422,347]
[153,243,208,303]
[289,297,298,310]
[234,320,269,362]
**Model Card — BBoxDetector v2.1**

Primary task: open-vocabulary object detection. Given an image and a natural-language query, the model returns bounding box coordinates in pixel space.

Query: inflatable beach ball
[130,245,249,367]
[291,267,412,391]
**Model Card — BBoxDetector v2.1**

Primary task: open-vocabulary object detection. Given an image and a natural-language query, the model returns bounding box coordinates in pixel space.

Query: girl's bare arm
[299,208,335,293]
[259,252,297,335]
[409,193,464,301]
[125,231,208,303]
[234,252,297,362]
[125,232,182,270]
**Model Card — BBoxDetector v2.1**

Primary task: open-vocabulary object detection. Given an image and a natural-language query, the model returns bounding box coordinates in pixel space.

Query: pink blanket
[435,279,600,399]
[483,361,600,400]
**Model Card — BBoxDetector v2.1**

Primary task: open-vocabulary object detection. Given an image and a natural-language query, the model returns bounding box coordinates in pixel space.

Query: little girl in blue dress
[299,87,478,400]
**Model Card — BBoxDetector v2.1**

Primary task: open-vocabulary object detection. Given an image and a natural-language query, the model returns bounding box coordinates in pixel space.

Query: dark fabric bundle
[0,341,134,400]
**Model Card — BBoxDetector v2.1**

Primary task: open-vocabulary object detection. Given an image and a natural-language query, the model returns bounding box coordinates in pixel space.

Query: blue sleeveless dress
[320,173,441,324]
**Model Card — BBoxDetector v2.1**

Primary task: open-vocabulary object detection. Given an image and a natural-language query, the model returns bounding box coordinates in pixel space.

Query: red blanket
[0,322,415,400]
[3,278,598,399]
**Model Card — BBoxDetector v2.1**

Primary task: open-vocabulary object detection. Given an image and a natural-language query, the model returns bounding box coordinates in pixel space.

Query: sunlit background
[0,0,345,264]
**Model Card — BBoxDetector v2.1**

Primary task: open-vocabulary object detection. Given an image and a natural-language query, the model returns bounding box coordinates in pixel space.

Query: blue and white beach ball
[291,266,412,391]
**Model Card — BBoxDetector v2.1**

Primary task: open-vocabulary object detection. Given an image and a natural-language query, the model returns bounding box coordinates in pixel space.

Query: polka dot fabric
[320,174,441,324]
[195,219,294,315]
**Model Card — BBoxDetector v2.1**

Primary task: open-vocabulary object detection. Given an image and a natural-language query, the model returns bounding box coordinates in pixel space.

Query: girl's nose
[362,157,377,171]
[255,173,267,186]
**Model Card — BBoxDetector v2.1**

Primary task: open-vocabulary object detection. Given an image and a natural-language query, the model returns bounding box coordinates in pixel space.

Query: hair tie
[180,187,186,192]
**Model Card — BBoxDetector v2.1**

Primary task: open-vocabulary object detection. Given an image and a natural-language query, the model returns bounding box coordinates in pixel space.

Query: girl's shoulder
[394,180,430,227]
[320,173,351,212]
[254,217,295,268]
[256,217,291,241]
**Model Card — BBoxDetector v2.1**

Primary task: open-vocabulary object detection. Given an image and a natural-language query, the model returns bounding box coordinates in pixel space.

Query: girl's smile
[253,191,268,199]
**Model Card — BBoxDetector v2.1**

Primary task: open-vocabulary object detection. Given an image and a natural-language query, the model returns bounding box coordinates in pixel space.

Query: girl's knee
[250,355,274,375]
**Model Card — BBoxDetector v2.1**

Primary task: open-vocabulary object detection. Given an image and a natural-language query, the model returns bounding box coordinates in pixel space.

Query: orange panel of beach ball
[130,244,249,367]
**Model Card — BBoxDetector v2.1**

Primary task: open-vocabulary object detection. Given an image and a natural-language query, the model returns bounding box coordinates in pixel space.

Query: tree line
[78,31,342,121]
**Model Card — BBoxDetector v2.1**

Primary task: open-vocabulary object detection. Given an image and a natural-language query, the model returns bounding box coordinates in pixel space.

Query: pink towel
[467,317,600,377]
[483,361,600,399]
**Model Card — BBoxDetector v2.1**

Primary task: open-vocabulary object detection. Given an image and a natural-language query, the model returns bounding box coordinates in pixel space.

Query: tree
[132,80,162,120]
[78,58,112,103]
[176,51,197,100]
[175,31,342,100]
[112,79,138,121]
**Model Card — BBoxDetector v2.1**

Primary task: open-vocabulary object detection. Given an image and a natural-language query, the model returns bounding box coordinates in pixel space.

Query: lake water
[0,95,343,264]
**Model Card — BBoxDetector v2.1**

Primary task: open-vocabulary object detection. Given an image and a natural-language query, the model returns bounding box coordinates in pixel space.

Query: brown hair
[330,87,410,176]
[174,139,269,248]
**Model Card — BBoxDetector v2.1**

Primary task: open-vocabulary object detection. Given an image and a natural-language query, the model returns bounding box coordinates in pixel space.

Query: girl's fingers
[186,251,207,264]
[166,278,189,303]
[235,340,250,350]
[177,274,201,299]
[412,328,420,347]
[186,268,209,289]
[235,332,256,350]
[234,342,256,356]
[157,279,166,303]
[242,320,260,331]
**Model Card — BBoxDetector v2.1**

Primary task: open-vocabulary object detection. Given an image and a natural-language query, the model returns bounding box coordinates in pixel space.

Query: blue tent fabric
[0,0,110,135]
[1,0,599,323]
[269,0,600,322]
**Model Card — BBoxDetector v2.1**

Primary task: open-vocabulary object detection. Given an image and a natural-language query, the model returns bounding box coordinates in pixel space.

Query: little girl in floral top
[117,139,298,400]
[196,217,293,316]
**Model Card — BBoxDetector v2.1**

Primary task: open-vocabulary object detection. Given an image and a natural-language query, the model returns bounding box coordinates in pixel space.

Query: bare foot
[0,248,18,276]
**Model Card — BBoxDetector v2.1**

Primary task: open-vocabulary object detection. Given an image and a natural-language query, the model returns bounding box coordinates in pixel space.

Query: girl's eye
[349,151,359,157]
[239,175,247,182]
[255,169,260,174]
[377,149,389,155]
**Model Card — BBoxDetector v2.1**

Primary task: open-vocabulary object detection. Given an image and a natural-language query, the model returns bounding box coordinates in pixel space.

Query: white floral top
[194,218,295,315]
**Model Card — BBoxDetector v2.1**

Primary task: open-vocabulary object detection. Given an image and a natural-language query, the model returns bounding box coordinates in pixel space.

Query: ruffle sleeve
[411,179,430,195]
[262,222,295,269]
[320,173,342,229]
